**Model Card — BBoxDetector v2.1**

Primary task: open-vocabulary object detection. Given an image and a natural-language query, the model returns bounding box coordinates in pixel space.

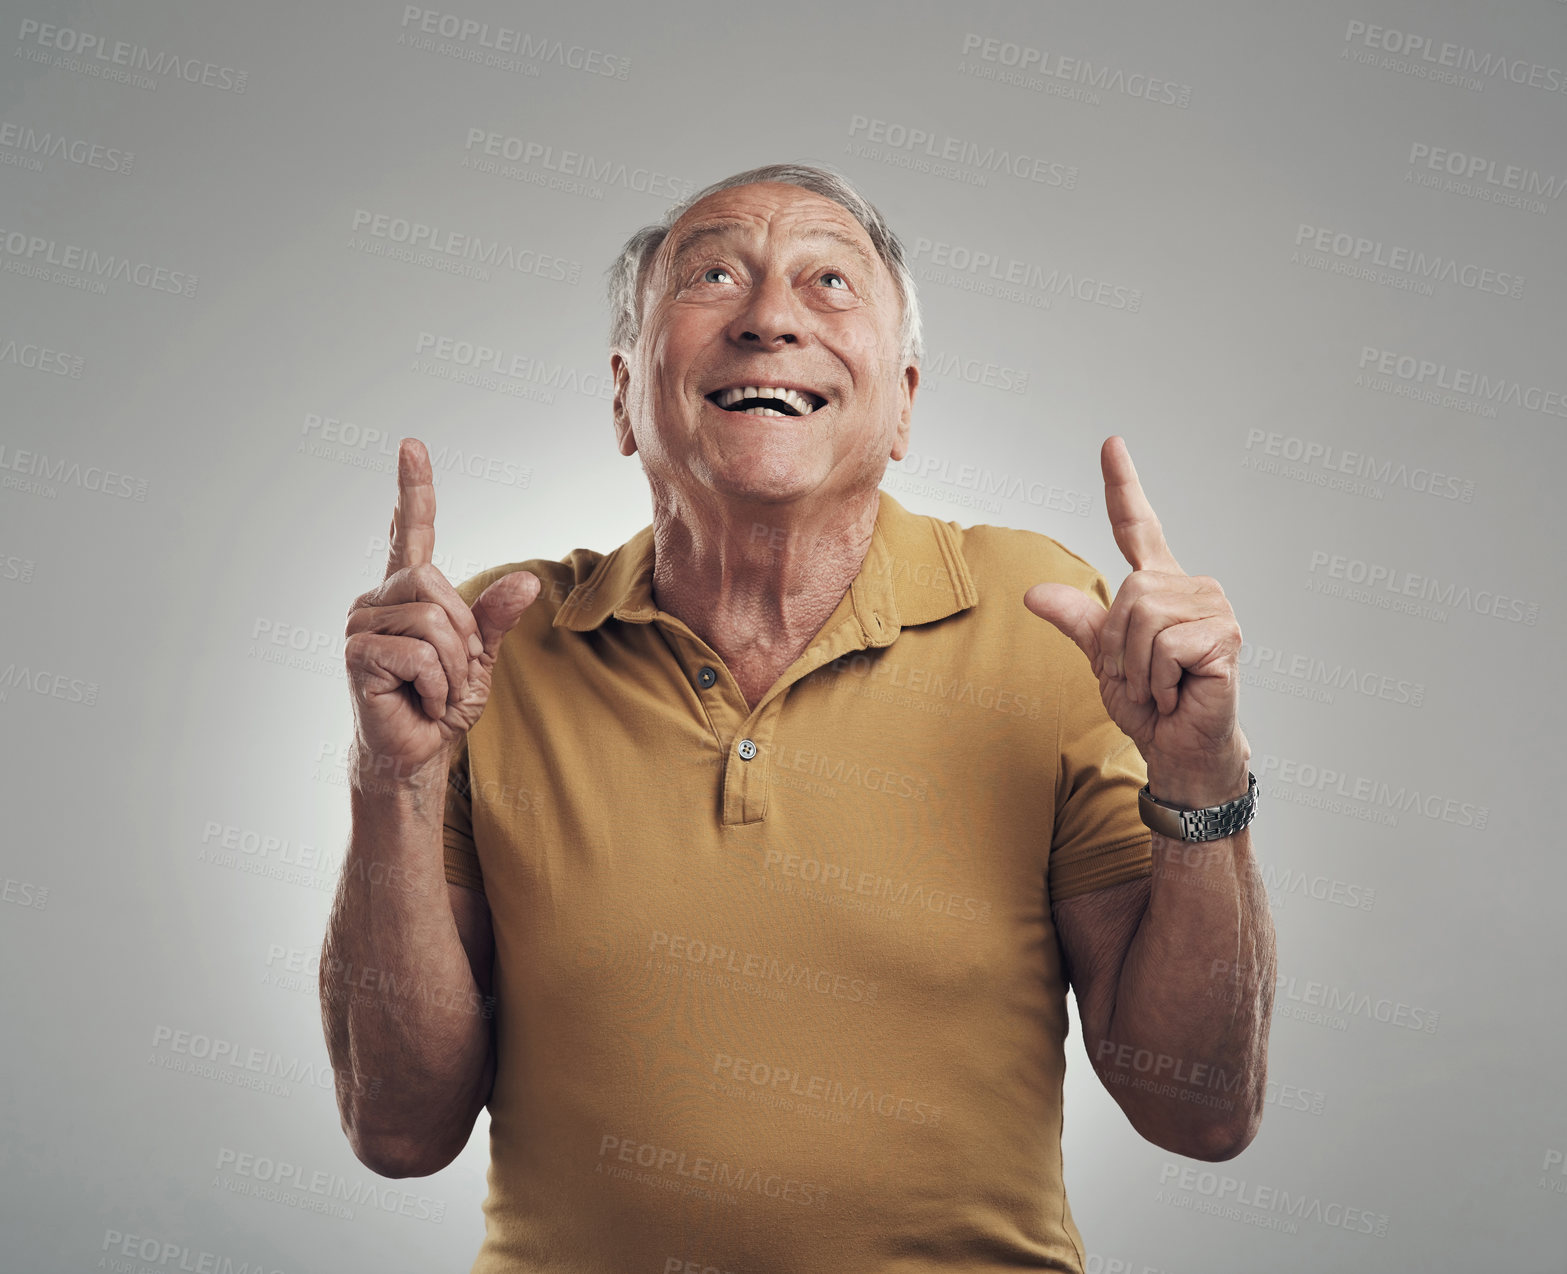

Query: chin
[710,476,815,506]
[702,459,825,505]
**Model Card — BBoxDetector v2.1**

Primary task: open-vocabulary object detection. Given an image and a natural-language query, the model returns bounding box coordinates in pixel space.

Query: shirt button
[737,738,758,761]
[697,665,717,689]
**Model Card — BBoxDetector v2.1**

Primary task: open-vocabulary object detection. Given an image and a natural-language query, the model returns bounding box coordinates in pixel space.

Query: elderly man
[323,162,1274,1273]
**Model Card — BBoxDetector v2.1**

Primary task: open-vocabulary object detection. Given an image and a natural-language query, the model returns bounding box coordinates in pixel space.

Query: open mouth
[706,385,828,418]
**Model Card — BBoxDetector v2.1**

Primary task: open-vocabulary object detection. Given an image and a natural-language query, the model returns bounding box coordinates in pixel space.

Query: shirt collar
[553,490,978,644]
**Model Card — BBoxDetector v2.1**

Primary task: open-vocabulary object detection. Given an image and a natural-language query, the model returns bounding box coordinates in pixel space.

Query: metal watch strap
[1138,771,1258,842]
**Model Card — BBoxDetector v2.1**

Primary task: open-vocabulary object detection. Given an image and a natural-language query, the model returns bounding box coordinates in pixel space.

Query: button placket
[657,600,888,826]
[720,607,895,824]
[722,699,780,824]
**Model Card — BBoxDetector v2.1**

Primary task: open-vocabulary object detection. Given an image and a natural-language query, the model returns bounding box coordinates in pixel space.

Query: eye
[818,270,849,290]
[701,266,734,284]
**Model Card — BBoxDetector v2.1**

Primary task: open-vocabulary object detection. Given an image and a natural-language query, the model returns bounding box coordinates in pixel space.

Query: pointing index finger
[1102,435,1181,574]
[386,437,437,580]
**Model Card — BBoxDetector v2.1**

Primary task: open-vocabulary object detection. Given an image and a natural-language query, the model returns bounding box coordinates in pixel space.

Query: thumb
[471,570,542,658]
[1023,582,1105,670]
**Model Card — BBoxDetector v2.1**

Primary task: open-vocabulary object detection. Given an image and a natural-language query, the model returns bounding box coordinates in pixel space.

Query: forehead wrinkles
[663,212,880,279]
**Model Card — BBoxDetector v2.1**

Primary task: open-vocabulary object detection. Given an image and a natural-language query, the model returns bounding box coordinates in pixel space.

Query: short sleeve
[442,731,485,894]
[1047,570,1153,902]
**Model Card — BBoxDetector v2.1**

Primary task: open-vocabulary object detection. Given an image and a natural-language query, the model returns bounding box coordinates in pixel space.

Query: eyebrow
[666,218,880,277]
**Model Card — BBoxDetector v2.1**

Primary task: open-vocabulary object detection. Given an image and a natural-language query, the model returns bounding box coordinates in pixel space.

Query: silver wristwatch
[1138,772,1258,842]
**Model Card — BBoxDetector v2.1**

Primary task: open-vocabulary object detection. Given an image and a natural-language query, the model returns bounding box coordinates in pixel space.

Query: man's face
[611,182,917,511]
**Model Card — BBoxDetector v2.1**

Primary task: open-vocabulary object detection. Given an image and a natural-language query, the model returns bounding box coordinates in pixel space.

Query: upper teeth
[715,386,819,415]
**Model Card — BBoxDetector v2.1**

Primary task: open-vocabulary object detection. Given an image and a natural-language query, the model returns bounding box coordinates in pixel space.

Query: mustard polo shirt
[442,490,1153,1273]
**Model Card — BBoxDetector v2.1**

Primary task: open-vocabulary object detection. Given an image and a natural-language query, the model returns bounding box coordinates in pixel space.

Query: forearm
[320,751,493,1175]
[1096,759,1276,1159]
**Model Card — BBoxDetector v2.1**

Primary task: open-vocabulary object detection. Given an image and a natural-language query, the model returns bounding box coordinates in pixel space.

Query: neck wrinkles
[647,482,881,656]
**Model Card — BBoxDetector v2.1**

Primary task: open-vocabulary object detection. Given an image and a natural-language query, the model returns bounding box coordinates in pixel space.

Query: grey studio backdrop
[1,0,1563,1271]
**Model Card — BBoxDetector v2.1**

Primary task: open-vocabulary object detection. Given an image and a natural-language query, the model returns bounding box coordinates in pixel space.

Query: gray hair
[605,162,923,365]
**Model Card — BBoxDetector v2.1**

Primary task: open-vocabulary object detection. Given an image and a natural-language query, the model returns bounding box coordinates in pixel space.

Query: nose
[726,274,800,348]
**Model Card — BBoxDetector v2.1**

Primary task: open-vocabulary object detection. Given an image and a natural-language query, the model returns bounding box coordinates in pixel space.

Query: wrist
[1145,740,1251,808]
[1140,769,1257,845]
[348,739,453,805]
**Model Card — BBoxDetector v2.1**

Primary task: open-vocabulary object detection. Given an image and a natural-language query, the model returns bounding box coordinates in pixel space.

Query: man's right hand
[344,437,540,787]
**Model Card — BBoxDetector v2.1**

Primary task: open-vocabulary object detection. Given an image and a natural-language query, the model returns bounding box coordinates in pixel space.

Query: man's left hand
[1023,436,1248,801]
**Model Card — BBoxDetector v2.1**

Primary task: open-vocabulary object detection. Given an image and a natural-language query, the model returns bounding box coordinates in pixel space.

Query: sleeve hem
[1048,832,1152,903]
[442,838,485,894]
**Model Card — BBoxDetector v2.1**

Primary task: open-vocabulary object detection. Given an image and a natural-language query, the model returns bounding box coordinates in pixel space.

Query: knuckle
[1128,592,1159,624]
[411,561,447,590]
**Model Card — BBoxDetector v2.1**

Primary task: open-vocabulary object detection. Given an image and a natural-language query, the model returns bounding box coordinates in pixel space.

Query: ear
[890,361,918,462]
[611,352,637,457]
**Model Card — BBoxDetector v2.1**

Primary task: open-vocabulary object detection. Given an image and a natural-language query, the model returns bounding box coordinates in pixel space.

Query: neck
[648,482,881,664]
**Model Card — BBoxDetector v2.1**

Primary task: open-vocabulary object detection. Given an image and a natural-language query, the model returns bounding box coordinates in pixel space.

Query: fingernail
[468,633,483,657]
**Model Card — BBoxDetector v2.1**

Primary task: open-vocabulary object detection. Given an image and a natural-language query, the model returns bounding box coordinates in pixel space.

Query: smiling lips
[707,385,827,417]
